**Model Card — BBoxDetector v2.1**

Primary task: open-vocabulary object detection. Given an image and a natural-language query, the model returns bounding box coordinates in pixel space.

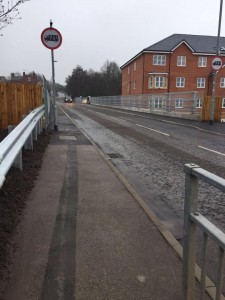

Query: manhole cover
[107,153,123,159]
[59,135,77,141]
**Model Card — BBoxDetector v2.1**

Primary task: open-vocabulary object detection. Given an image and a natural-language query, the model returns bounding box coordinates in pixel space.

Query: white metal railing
[183,163,225,300]
[0,105,45,189]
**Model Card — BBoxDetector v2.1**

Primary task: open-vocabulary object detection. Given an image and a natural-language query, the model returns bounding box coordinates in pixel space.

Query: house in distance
[121,34,225,112]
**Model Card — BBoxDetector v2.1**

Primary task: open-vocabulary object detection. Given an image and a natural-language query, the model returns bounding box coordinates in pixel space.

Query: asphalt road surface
[59,101,225,239]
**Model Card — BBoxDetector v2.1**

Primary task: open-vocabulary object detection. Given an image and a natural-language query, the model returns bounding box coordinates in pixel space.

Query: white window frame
[222,98,225,108]
[155,76,164,88]
[148,76,154,88]
[154,97,163,108]
[176,77,185,88]
[133,81,136,90]
[134,61,136,71]
[220,77,225,88]
[175,98,183,108]
[153,55,166,66]
[198,57,207,67]
[196,98,202,108]
[197,78,206,88]
[127,82,130,92]
[177,56,186,66]
[148,76,167,89]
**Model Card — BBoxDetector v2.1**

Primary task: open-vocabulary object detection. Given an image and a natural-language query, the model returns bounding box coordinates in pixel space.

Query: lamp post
[210,0,223,125]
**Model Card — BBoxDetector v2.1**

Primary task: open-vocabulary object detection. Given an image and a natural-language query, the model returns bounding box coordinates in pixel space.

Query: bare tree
[0,0,30,31]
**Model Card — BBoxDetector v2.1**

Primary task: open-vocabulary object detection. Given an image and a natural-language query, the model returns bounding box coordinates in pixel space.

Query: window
[134,62,136,71]
[148,76,167,89]
[177,56,186,66]
[220,77,225,88]
[148,77,154,88]
[176,77,185,87]
[196,98,202,108]
[133,81,136,90]
[197,78,205,88]
[198,57,207,67]
[175,98,183,108]
[154,97,163,108]
[128,66,130,74]
[127,82,130,92]
[155,76,164,88]
[222,98,225,108]
[153,55,166,66]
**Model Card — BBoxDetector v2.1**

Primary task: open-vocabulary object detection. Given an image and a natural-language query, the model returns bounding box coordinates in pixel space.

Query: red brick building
[121,34,225,110]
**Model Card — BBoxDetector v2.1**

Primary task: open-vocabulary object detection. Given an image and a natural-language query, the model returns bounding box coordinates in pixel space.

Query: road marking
[136,124,170,136]
[198,145,225,157]
[89,106,225,137]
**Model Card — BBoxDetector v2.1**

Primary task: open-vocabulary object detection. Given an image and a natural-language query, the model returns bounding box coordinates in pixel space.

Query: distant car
[65,96,73,103]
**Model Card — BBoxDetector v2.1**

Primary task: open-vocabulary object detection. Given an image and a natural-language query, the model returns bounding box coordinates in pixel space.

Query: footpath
[2,107,213,300]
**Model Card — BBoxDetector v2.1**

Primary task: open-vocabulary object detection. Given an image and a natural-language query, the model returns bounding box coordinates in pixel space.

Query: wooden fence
[201,96,223,122]
[0,83,43,130]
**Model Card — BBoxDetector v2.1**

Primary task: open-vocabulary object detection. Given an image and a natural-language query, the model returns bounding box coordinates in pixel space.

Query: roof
[121,34,225,69]
[144,34,225,53]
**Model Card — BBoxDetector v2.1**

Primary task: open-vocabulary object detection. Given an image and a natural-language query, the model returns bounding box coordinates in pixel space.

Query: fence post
[183,163,199,300]
[167,93,171,112]
[192,92,197,114]
[149,95,153,110]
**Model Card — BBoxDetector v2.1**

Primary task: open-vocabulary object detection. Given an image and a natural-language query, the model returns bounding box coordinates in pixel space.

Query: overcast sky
[1,0,224,85]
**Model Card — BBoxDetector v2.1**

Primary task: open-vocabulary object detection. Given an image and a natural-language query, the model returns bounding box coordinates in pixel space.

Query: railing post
[192,92,197,114]
[183,163,199,300]
[167,93,171,112]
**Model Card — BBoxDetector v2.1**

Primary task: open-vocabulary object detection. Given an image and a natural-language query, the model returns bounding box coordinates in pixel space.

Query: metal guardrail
[183,163,225,300]
[0,105,45,189]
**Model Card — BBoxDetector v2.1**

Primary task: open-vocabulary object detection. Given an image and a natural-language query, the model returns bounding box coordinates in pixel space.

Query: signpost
[41,21,62,131]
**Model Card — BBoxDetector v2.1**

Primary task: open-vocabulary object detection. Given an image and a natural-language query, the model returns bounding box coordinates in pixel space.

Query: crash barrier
[183,163,225,300]
[84,93,224,122]
[0,105,45,189]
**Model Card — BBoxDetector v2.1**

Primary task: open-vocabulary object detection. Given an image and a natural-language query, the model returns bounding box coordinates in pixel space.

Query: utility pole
[210,0,223,125]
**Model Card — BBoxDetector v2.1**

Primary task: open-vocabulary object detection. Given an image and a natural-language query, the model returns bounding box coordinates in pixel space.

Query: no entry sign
[41,27,62,50]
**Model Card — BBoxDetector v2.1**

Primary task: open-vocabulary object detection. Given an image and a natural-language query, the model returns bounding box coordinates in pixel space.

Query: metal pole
[183,164,199,300]
[210,0,223,125]
[50,20,58,131]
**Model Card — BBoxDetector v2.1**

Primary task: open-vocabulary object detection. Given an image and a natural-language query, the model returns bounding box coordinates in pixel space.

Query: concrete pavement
[3,107,212,300]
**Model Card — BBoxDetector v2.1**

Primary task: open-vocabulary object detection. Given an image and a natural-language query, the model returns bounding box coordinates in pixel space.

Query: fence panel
[201,96,222,122]
[0,83,43,130]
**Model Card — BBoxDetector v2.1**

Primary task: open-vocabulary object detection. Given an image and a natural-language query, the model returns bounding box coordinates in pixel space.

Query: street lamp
[210,0,223,125]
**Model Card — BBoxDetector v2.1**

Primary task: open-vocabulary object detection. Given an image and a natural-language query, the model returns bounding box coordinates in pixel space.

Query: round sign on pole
[41,27,62,50]
[211,57,222,71]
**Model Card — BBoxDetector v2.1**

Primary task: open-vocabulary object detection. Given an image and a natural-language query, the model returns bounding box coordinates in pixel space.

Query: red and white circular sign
[41,27,62,50]
[211,57,222,71]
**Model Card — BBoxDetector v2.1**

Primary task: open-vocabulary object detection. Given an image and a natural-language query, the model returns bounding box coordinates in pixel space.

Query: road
[59,101,225,239]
